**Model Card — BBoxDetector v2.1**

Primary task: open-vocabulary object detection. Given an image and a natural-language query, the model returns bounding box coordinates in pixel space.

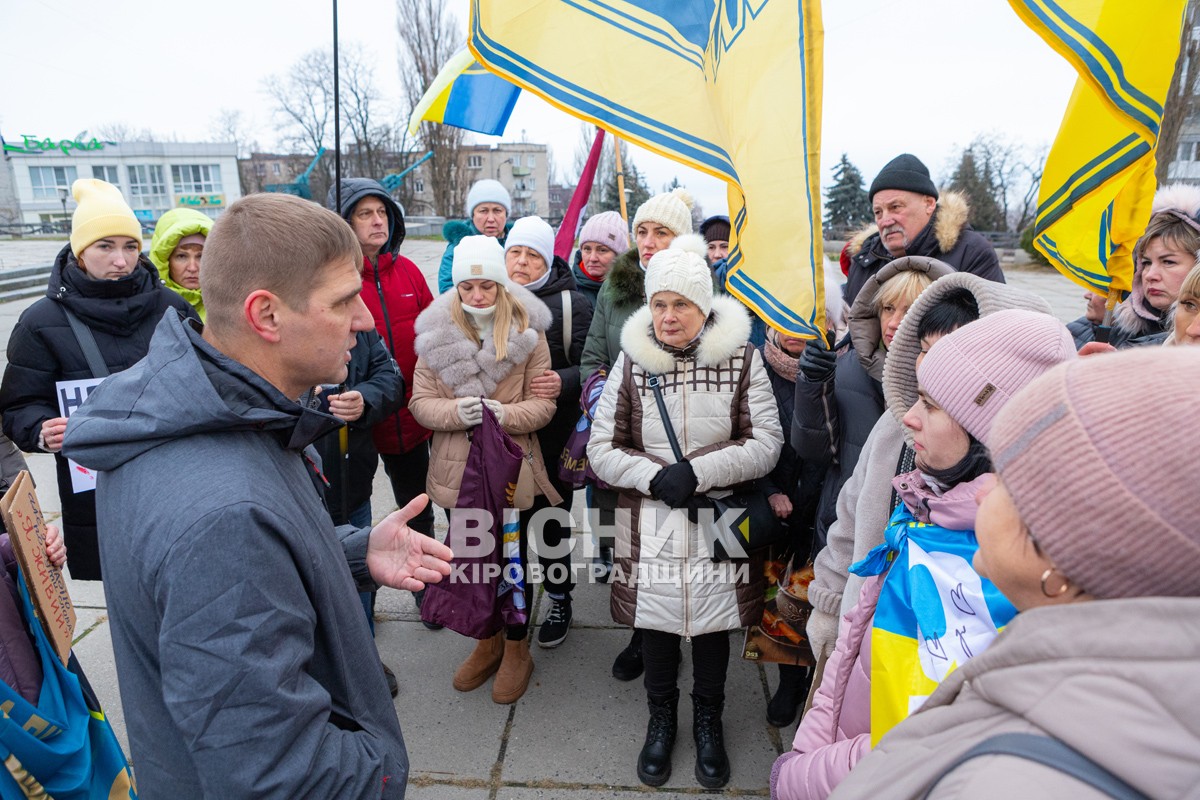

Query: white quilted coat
[588,295,783,637]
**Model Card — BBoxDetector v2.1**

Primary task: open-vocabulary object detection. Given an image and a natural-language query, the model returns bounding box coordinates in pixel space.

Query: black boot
[596,545,614,584]
[612,628,644,681]
[637,690,678,786]
[692,693,730,788]
[767,664,813,727]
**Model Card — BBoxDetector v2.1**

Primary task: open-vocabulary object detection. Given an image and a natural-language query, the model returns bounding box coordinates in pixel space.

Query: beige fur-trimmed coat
[409,284,560,511]
[587,295,783,637]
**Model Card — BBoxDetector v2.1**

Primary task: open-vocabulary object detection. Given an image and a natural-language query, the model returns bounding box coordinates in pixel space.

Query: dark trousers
[520,493,575,597]
[381,443,434,536]
[641,628,730,699]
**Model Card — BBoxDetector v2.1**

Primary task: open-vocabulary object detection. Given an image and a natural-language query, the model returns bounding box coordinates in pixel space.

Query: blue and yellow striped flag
[1012,0,1187,297]
[408,47,522,137]
[469,0,826,338]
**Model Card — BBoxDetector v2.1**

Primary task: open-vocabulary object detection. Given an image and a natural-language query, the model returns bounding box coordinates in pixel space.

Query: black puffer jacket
[527,255,593,497]
[310,330,404,524]
[0,244,197,579]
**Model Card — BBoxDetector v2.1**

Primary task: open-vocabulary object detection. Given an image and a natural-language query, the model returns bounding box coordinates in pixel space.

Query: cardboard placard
[0,471,75,664]
[742,555,815,666]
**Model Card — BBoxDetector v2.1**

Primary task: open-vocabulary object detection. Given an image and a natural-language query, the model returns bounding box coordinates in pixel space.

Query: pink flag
[554,128,606,261]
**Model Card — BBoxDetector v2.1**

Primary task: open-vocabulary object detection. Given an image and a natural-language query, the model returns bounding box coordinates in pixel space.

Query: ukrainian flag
[468,0,826,338]
[1012,0,1187,297]
[408,47,522,137]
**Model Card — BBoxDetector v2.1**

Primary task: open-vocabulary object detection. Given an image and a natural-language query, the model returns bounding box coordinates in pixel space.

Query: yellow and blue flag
[1012,0,1187,297]
[469,0,826,338]
[408,47,522,137]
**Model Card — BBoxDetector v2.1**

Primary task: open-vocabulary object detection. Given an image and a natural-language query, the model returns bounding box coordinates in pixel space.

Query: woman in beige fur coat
[409,235,558,706]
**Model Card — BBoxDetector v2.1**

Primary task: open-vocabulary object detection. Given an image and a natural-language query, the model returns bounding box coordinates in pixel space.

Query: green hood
[149,208,212,320]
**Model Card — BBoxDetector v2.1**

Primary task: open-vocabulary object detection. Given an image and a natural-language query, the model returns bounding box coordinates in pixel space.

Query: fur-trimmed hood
[847,255,953,381]
[413,282,551,398]
[604,247,647,307]
[847,190,973,257]
[618,294,751,374]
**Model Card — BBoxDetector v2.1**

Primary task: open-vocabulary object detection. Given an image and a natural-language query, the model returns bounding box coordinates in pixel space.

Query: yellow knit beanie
[70,179,143,256]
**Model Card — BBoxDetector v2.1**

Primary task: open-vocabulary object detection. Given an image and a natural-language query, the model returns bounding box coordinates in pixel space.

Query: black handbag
[646,372,786,562]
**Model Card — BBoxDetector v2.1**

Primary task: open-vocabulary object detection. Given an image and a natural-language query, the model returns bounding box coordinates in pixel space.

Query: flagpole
[333,0,341,214]
[614,135,629,223]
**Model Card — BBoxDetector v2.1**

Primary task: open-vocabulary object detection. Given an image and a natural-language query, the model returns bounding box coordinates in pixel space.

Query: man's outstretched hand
[367,494,454,592]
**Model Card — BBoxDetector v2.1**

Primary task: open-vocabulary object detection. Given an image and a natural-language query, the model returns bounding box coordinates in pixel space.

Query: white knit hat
[505,216,555,268]
[451,235,508,286]
[644,234,712,316]
[632,187,695,237]
[464,178,511,217]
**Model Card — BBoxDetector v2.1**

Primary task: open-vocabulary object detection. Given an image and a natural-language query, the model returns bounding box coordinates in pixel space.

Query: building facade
[1,133,240,228]
[405,142,550,219]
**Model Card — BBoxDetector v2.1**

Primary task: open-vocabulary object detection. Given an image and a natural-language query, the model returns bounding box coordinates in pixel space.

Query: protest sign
[742,555,815,667]
[55,378,104,493]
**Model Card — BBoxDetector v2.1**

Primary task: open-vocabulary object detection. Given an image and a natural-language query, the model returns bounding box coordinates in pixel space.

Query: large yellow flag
[1012,0,1187,296]
[469,1,825,338]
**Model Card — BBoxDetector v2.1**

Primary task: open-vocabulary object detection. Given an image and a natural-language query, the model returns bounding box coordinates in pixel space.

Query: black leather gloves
[798,340,837,382]
[650,460,698,508]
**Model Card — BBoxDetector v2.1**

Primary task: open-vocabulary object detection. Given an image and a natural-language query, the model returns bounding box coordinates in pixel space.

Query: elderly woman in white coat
[588,235,783,790]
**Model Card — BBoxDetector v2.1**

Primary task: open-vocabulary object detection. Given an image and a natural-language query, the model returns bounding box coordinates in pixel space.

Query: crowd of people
[0,148,1193,797]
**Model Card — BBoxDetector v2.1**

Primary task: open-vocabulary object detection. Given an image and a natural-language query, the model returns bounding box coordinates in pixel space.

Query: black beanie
[701,215,731,243]
[869,154,938,201]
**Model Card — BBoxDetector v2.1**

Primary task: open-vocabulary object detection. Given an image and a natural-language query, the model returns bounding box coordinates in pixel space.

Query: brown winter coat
[409,284,560,510]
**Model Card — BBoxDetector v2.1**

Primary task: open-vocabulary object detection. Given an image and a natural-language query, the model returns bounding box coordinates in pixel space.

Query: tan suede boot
[452,632,504,692]
[491,638,534,704]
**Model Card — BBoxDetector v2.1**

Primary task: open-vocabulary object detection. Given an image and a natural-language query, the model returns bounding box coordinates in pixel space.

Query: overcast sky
[4,0,1077,215]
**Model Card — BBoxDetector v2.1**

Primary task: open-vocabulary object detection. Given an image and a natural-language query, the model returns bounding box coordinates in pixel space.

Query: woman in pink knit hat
[828,346,1200,799]
[772,309,1078,800]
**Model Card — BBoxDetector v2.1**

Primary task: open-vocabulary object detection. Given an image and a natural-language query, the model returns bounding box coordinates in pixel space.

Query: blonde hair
[449,285,530,361]
[874,269,934,314]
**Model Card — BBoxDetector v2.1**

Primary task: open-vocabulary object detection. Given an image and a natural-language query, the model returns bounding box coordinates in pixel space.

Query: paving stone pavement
[0,238,1083,797]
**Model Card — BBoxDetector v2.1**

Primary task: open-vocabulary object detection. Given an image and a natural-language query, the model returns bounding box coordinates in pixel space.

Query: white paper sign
[55,378,104,493]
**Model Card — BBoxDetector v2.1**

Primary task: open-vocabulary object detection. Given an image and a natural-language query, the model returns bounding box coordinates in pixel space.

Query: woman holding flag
[772,310,1076,800]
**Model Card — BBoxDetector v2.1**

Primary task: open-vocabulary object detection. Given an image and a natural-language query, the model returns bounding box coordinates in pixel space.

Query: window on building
[414,178,425,193]
[527,155,537,168]
[172,164,223,194]
[272,163,282,176]
[128,164,170,211]
[28,166,78,200]
[530,200,537,213]
[91,165,120,185]
[527,177,536,189]
[467,155,483,169]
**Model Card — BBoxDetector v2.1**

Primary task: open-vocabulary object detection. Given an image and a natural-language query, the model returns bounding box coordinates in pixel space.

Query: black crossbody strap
[61,308,110,378]
[922,733,1148,800]
[646,375,684,463]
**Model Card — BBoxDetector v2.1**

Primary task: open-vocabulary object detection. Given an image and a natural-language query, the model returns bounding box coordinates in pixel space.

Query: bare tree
[94,122,157,142]
[262,49,335,199]
[1158,0,1200,185]
[396,0,467,219]
[945,134,1048,233]
[210,108,254,158]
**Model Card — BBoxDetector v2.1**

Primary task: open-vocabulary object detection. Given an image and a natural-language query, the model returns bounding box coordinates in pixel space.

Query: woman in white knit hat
[437,178,515,293]
[409,234,559,705]
[579,187,699,681]
[588,236,783,789]
[0,179,196,581]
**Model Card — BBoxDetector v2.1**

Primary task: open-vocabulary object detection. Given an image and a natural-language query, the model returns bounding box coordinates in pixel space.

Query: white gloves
[457,396,483,427]
[805,607,840,661]
[482,398,505,425]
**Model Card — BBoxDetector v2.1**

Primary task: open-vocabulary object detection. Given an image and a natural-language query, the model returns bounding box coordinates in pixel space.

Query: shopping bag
[557,368,609,490]
[420,402,527,638]
[742,541,815,666]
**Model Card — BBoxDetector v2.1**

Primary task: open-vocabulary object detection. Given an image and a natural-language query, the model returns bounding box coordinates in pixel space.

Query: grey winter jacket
[806,273,1054,658]
[829,597,1200,800]
[61,313,408,799]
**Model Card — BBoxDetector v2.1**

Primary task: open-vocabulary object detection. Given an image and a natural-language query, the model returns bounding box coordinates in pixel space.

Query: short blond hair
[874,269,934,314]
[202,194,362,334]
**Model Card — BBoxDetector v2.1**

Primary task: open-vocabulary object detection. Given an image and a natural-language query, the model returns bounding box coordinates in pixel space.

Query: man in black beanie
[842,153,1003,304]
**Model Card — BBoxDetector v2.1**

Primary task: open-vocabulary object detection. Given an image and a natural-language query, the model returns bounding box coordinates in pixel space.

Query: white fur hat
[632,187,695,237]
[644,234,713,316]
[452,235,508,287]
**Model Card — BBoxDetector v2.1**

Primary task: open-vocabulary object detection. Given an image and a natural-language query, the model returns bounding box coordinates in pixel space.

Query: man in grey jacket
[62,194,453,799]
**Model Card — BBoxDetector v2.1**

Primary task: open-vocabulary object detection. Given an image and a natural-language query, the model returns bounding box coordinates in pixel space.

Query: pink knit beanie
[988,347,1200,599]
[578,210,629,253]
[918,309,1077,443]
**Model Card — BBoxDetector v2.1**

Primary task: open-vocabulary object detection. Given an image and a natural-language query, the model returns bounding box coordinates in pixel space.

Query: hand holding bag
[646,368,786,562]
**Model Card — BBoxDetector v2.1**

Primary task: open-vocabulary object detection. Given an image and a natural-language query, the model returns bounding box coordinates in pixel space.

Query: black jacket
[310,330,404,524]
[0,245,197,579]
[528,256,593,496]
